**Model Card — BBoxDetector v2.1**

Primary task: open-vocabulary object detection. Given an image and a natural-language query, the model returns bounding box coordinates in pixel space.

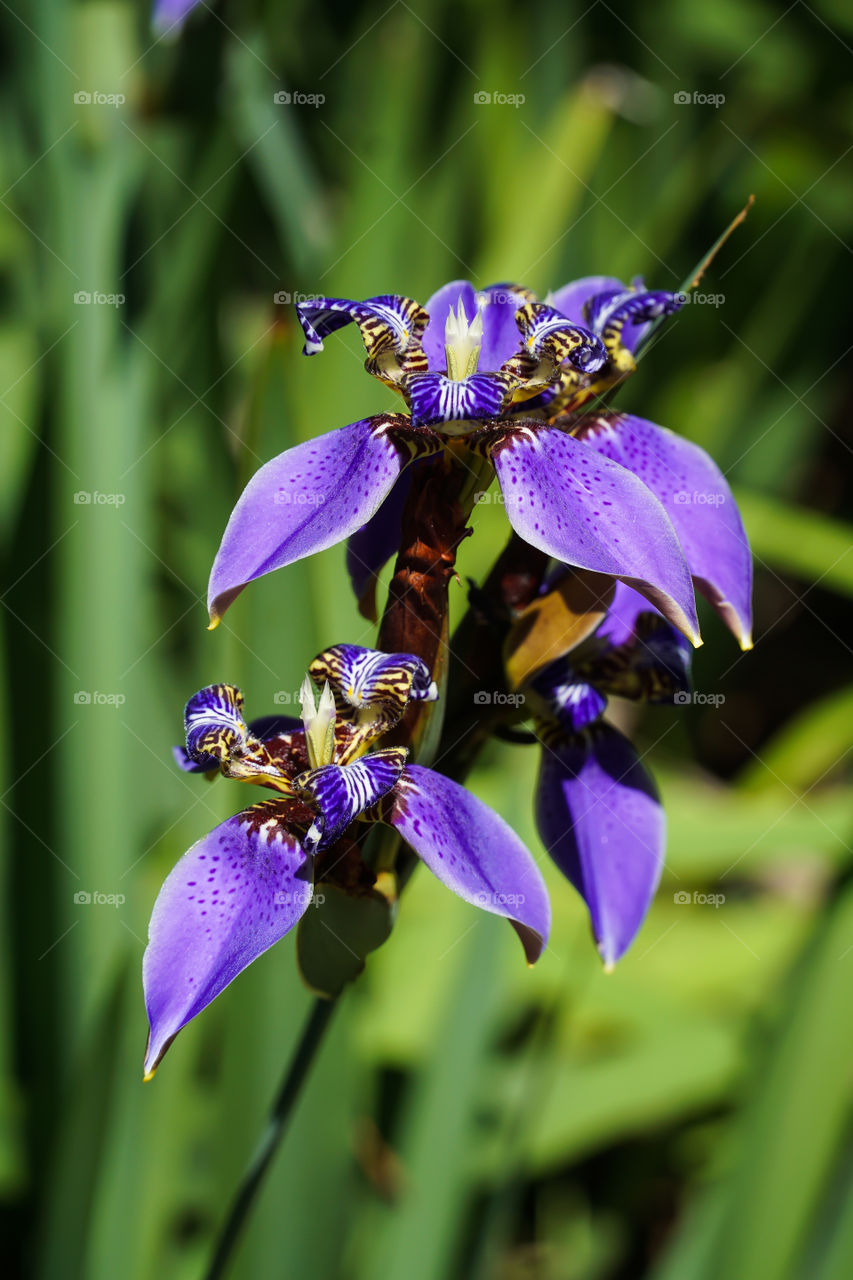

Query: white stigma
[444,298,484,380]
[299,675,337,769]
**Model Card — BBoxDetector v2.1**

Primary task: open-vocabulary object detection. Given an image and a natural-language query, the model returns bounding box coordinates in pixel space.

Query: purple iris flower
[152,0,202,32]
[528,582,692,967]
[206,283,703,647]
[143,644,551,1077]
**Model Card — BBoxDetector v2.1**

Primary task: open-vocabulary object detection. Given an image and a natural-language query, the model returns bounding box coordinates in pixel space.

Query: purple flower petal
[550,276,624,326]
[536,725,664,966]
[421,281,477,371]
[184,682,249,766]
[487,425,701,644]
[309,644,437,716]
[295,294,428,360]
[532,667,608,733]
[173,744,210,774]
[421,280,525,373]
[578,413,752,647]
[143,804,312,1077]
[386,764,551,962]
[512,303,606,375]
[153,0,200,32]
[585,286,682,354]
[478,293,530,371]
[247,714,303,740]
[593,580,659,647]
[296,749,408,852]
[550,276,656,353]
[207,415,439,624]
[407,371,511,425]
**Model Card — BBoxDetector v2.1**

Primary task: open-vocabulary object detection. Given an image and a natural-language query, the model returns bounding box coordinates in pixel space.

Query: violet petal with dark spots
[142,805,312,1077]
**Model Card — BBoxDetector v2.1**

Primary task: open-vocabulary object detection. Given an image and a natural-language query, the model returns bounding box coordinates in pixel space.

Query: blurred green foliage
[2,1,853,1277]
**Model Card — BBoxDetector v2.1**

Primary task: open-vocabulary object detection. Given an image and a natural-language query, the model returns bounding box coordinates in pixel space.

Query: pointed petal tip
[739,630,754,652]
[602,960,616,975]
[207,615,220,632]
[143,1028,173,1080]
[515,923,547,965]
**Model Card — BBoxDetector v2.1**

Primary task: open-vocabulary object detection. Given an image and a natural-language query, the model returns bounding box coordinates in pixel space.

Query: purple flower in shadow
[529,583,693,967]
[143,644,550,1077]
[152,0,202,34]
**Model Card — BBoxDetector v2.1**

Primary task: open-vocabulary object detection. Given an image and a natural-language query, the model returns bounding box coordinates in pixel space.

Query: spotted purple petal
[143,803,312,1077]
[577,413,752,647]
[385,764,551,963]
[296,749,408,853]
[536,725,664,966]
[486,424,701,644]
[207,415,440,624]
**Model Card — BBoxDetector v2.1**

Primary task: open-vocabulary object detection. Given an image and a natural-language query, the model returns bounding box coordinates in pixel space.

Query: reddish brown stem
[377,455,473,748]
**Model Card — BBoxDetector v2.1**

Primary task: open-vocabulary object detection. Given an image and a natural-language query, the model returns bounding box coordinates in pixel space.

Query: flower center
[444,298,484,380]
[299,675,337,769]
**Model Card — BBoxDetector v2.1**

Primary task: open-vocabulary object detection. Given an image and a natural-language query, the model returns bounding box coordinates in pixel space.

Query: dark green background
[3,2,853,1277]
